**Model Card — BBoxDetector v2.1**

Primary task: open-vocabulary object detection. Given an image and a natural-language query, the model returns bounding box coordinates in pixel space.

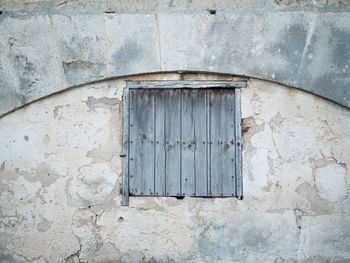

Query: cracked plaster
[0,73,349,262]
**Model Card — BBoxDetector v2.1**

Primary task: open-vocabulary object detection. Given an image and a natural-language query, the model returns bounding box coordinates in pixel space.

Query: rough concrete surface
[274,0,350,8]
[163,0,266,8]
[0,2,350,116]
[0,73,349,262]
[1,0,349,11]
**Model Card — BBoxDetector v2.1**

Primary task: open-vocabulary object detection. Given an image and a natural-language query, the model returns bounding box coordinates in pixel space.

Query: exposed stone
[97,206,195,260]
[159,12,350,110]
[67,163,118,207]
[56,0,157,12]
[295,181,335,215]
[50,14,111,86]
[299,215,350,261]
[0,0,46,11]
[1,0,158,12]
[0,41,22,117]
[23,161,67,187]
[83,96,120,113]
[0,15,67,114]
[3,176,80,262]
[181,72,233,80]
[1,0,349,12]
[89,243,122,263]
[164,0,266,8]
[0,11,350,116]
[196,211,298,262]
[8,223,80,262]
[297,14,350,110]
[104,13,160,76]
[274,0,350,8]
[71,209,100,260]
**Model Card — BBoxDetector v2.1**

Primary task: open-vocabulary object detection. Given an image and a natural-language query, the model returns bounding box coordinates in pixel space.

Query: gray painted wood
[209,89,236,196]
[193,89,208,196]
[154,90,166,196]
[122,87,129,206]
[164,89,181,196]
[206,90,211,196]
[181,89,195,196]
[127,81,247,89]
[235,88,243,198]
[129,89,155,196]
[123,81,245,203]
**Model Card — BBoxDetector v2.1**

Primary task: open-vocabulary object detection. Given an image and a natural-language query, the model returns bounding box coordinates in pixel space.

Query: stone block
[0,40,22,115]
[104,14,160,76]
[1,10,350,117]
[159,12,350,108]
[164,0,266,9]
[274,0,350,8]
[0,0,46,11]
[51,14,111,86]
[159,13,257,73]
[0,16,67,116]
[196,210,299,262]
[297,14,350,110]
[56,0,157,11]
[299,215,350,261]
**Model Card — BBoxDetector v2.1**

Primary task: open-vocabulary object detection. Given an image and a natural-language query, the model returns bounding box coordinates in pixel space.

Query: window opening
[121,81,246,206]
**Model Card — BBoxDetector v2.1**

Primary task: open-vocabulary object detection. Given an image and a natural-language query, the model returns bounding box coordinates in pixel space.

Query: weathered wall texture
[0,0,350,116]
[0,73,349,262]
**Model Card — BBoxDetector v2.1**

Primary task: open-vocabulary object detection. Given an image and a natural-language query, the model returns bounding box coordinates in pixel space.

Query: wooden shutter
[122,81,244,206]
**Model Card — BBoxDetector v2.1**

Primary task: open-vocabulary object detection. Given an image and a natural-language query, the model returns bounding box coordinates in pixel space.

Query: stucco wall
[0,73,349,262]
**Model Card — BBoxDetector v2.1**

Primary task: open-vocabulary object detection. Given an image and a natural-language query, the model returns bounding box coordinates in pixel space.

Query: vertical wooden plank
[193,89,208,196]
[181,89,195,196]
[235,88,243,198]
[165,89,181,196]
[129,89,155,196]
[222,90,236,196]
[122,87,129,206]
[209,89,236,196]
[154,90,166,196]
[206,89,211,196]
[180,89,207,197]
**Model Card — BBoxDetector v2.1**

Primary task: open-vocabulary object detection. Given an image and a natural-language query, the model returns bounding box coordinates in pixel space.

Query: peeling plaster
[0,73,349,262]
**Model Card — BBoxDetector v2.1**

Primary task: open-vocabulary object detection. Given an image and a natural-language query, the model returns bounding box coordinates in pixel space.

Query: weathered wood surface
[209,90,236,196]
[129,90,155,196]
[180,89,208,196]
[235,88,243,198]
[122,87,129,206]
[124,82,244,203]
[193,90,208,196]
[181,89,195,196]
[127,81,247,89]
[154,91,166,196]
[165,89,181,196]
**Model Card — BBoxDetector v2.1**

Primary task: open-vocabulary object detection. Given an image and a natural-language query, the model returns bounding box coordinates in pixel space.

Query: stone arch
[1,12,349,117]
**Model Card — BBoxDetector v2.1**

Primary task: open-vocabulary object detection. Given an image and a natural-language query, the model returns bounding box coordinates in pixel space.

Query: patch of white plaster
[0,74,350,262]
[315,163,347,202]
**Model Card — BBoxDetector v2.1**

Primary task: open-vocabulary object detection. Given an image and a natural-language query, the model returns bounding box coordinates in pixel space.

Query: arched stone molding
[0,10,349,116]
